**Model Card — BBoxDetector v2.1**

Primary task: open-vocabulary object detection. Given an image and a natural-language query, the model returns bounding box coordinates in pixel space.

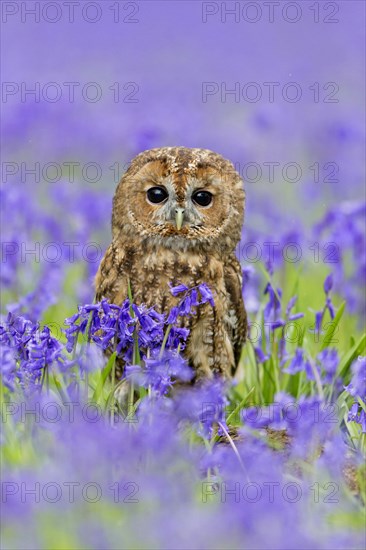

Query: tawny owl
[95,146,247,382]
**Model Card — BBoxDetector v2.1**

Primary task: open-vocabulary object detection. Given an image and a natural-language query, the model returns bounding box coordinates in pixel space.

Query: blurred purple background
[1,0,365,315]
[3,1,365,198]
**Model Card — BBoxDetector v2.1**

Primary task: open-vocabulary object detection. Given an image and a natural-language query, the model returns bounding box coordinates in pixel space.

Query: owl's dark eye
[147,187,168,204]
[192,190,213,207]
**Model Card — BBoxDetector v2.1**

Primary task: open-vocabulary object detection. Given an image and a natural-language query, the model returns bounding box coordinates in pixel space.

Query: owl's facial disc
[145,183,213,233]
[123,158,239,243]
[113,149,244,250]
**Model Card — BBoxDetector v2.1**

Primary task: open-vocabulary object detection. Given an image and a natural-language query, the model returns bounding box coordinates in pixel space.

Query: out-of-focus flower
[126,350,193,397]
[310,273,337,339]
[254,346,269,364]
[243,391,295,431]
[345,356,366,399]
[345,357,366,432]
[263,282,282,324]
[284,347,339,386]
[317,348,339,384]
[0,312,64,393]
[283,348,310,375]
[174,379,229,439]
[347,403,366,434]
[277,296,304,363]
[314,202,365,317]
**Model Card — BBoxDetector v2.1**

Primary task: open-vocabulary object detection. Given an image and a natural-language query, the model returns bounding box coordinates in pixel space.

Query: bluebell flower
[310,275,337,340]
[0,346,17,391]
[170,282,215,316]
[265,259,274,276]
[174,379,229,439]
[243,392,296,431]
[285,296,304,323]
[166,307,179,325]
[347,403,366,433]
[126,350,193,397]
[348,402,360,423]
[317,349,339,384]
[286,296,297,316]
[315,202,365,318]
[272,296,305,363]
[179,295,195,316]
[263,283,282,323]
[360,409,366,433]
[314,310,323,334]
[76,344,105,373]
[198,284,215,307]
[323,274,333,294]
[254,346,269,364]
[166,326,190,350]
[345,357,366,433]
[0,313,64,393]
[345,357,366,399]
[271,319,286,330]
[169,283,189,296]
[283,348,311,375]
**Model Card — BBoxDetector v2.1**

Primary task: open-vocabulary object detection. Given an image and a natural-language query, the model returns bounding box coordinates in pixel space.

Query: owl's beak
[175,207,185,231]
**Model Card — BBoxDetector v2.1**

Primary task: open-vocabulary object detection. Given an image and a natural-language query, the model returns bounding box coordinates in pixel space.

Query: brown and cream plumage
[95,146,247,381]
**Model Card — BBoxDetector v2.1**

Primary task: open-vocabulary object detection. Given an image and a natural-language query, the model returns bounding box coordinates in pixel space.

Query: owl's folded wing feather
[95,241,126,304]
[223,256,247,372]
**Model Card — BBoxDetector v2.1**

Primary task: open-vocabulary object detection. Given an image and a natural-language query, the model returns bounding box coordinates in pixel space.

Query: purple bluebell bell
[174,379,229,439]
[345,357,366,399]
[345,357,366,432]
[169,283,189,296]
[0,312,64,393]
[169,282,215,317]
[263,283,282,323]
[198,284,215,307]
[254,346,269,364]
[310,274,337,340]
[126,350,193,397]
[324,274,333,294]
[317,349,339,384]
[283,348,311,375]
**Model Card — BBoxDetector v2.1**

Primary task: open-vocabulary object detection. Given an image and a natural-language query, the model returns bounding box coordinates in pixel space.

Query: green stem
[128,381,135,429]
[159,325,172,359]
[226,387,255,425]
[218,421,249,481]
[84,371,89,403]
[308,358,324,400]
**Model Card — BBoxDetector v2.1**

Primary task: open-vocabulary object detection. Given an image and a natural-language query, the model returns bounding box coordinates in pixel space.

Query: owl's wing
[224,256,247,372]
[95,241,126,304]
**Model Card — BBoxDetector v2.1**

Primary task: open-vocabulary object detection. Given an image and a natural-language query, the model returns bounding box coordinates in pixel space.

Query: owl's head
[112,147,245,252]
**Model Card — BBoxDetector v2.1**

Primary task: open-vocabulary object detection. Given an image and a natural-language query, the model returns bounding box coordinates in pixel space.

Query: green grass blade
[320,301,345,350]
[338,333,366,379]
[52,374,68,403]
[91,351,117,403]
[227,386,255,425]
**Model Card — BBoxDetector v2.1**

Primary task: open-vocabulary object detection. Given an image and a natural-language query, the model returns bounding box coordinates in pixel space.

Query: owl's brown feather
[95,146,247,382]
[223,255,248,372]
